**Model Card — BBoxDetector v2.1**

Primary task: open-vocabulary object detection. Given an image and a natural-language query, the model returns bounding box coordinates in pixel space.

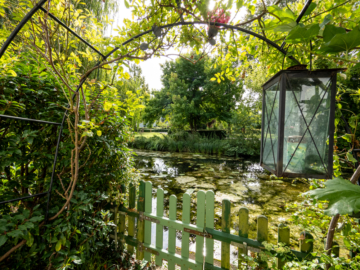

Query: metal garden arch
[0,0,312,222]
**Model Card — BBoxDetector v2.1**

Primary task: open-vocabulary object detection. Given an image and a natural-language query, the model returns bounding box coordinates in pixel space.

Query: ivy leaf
[304,178,360,216]
[346,152,358,164]
[318,28,360,53]
[286,24,320,44]
[0,235,7,247]
[323,25,346,43]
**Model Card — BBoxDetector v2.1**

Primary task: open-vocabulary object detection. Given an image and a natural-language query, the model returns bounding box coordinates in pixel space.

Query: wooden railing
[111,180,347,269]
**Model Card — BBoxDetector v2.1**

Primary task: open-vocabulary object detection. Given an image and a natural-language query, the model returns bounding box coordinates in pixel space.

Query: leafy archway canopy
[1,0,359,96]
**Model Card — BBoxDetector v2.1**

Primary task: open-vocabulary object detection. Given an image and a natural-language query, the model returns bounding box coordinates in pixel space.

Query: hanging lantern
[260,66,345,179]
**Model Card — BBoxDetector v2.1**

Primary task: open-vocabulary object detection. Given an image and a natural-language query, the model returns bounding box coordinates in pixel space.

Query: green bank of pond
[133,150,308,265]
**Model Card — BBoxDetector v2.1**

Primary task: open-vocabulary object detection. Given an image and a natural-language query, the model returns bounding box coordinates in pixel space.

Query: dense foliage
[0,0,360,269]
[143,53,242,131]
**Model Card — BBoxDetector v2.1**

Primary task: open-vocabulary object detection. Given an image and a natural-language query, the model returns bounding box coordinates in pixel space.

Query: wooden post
[144,181,153,262]
[196,191,206,265]
[277,223,290,269]
[324,238,339,258]
[238,207,249,268]
[168,195,177,270]
[128,182,136,254]
[221,199,231,269]
[181,192,191,270]
[119,184,126,250]
[257,215,268,269]
[155,188,164,266]
[205,191,214,266]
[136,181,145,260]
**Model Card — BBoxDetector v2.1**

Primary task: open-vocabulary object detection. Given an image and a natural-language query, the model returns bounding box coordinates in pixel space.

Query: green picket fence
[111,180,342,269]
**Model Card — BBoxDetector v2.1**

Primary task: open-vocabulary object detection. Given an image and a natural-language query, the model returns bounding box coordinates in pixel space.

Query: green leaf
[29,216,43,222]
[0,235,7,247]
[7,230,23,238]
[346,152,358,164]
[55,240,62,252]
[267,6,296,20]
[339,133,353,142]
[236,0,243,9]
[273,21,297,33]
[26,232,34,247]
[320,14,333,28]
[304,178,360,216]
[303,3,317,16]
[323,25,346,43]
[124,0,129,8]
[319,28,360,53]
[286,24,320,44]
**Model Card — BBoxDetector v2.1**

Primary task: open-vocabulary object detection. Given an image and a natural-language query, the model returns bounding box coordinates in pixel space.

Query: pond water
[133,150,309,266]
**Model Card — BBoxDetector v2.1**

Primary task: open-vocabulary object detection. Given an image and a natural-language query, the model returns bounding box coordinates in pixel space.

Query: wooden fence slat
[221,199,231,270]
[128,182,136,254]
[277,223,290,269]
[136,181,145,260]
[155,188,164,266]
[205,191,215,265]
[119,184,126,250]
[144,181,153,262]
[181,192,191,270]
[168,195,177,270]
[257,215,268,269]
[238,207,249,268]
[196,191,206,264]
[300,231,313,254]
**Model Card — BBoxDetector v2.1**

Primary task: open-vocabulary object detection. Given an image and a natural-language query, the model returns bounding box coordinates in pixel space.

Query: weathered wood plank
[257,215,268,269]
[277,223,290,269]
[238,207,249,268]
[206,191,215,265]
[196,190,206,264]
[221,199,231,269]
[181,192,191,270]
[128,182,136,254]
[136,181,145,260]
[300,231,313,254]
[168,195,177,270]
[155,188,164,266]
[144,181,153,262]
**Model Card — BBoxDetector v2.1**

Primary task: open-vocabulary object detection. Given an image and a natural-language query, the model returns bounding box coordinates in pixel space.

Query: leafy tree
[143,54,242,131]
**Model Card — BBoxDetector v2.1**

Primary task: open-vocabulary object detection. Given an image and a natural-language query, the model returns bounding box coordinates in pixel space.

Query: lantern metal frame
[0,0,313,220]
[260,68,345,179]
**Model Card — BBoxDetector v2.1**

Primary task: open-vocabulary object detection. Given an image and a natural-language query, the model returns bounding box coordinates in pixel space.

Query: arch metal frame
[0,0,310,221]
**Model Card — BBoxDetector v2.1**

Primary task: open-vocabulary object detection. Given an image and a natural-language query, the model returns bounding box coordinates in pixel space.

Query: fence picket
[136,181,145,260]
[168,195,177,270]
[181,192,191,270]
[196,191,206,264]
[277,223,290,269]
[144,181,153,262]
[119,184,126,250]
[205,191,214,266]
[238,207,249,268]
[299,231,313,255]
[257,215,268,269]
[221,199,231,269]
[128,183,136,254]
[155,188,164,266]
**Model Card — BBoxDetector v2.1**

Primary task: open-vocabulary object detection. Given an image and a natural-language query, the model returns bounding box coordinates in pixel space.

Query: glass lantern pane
[283,75,332,175]
[262,82,280,170]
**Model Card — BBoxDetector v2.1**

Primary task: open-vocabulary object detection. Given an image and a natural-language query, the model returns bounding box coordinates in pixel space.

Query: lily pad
[175,176,197,184]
